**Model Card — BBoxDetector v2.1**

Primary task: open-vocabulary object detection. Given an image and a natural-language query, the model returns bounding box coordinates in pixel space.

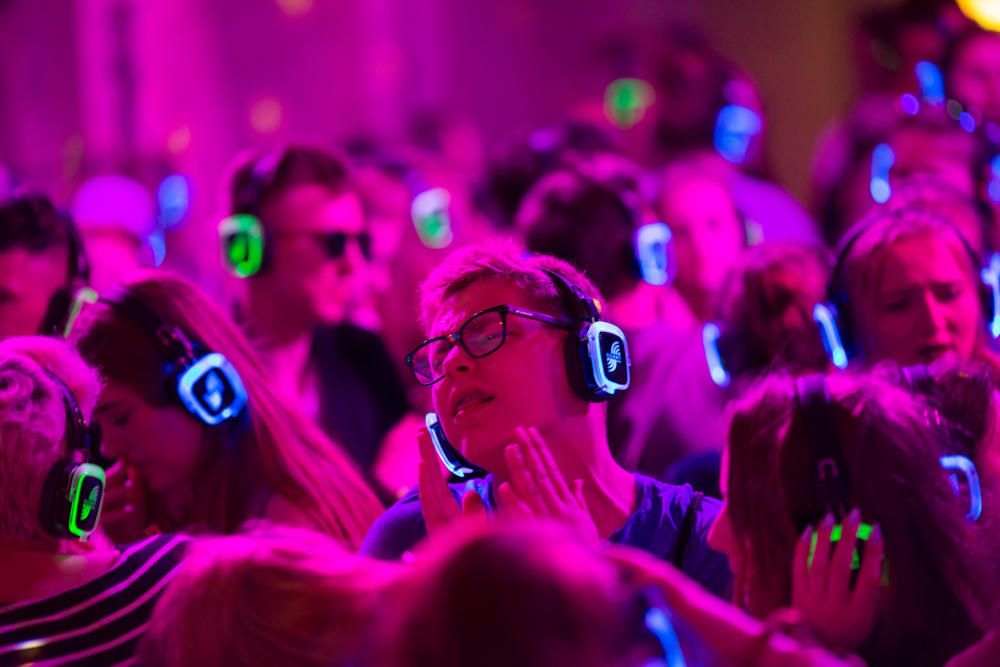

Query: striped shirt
[0,534,188,666]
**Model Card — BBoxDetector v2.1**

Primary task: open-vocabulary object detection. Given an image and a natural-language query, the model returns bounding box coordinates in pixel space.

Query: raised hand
[417,426,485,533]
[791,509,884,652]
[498,426,598,542]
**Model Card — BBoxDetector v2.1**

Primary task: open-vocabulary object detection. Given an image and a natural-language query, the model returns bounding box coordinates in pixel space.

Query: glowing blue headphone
[102,289,248,426]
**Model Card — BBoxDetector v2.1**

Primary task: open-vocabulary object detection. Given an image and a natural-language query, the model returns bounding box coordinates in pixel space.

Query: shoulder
[360,487,428,560]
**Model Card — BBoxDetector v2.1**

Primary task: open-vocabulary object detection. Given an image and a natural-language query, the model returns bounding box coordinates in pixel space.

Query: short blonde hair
[138,525,401,667]
[418,238,605,335]
[0,337,100,540]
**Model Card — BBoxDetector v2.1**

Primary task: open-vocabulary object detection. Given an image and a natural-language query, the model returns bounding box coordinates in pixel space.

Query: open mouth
[918,344,955,362]
[453,390,495,417]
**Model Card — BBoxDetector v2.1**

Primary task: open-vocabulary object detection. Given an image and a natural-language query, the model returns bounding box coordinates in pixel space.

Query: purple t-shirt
[360,473,732,598]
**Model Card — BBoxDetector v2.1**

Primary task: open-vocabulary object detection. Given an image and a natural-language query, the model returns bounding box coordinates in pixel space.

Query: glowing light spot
[167,125,192,155]
[249,97,283,134]
[960,112,977,133]
[957,0,1000,32]
[277,0,314,16]
[899,93,920,116]
[603,78,655,129]
[915,61,945,104]
[157,174,191,228]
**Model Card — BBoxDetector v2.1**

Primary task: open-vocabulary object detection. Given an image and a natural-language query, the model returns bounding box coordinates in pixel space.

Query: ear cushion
[564,323,603,402]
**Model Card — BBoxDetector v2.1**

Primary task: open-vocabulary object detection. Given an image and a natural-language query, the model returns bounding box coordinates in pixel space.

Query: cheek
[707,504,739,559]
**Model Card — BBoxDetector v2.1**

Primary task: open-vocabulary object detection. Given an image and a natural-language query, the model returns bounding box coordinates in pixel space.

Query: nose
[913,290,949,337]
[440,337,474,378]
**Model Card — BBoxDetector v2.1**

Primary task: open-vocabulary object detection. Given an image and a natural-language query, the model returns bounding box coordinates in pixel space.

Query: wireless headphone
[38,369,105,541]
[543,268,631,402]
[219,151,284,278]
[814,211,1000,368]
[101,288,249,426]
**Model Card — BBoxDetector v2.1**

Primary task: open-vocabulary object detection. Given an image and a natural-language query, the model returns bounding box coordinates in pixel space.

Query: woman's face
[862,233,982,367]
[707,448,749,604]
[95,380,209,496]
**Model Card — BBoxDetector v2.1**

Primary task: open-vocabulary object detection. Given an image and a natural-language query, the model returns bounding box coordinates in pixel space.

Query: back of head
[725,372,993,665]
[516,159,644,301]
[139,525,399,667]
[716,243,830,382]
[72,271,382,543]
[373,521,631,667]
[0,337,99,541]
[228,145,352,220]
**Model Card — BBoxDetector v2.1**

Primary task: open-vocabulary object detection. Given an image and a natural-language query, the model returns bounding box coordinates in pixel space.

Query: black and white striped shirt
[0,534,188,666]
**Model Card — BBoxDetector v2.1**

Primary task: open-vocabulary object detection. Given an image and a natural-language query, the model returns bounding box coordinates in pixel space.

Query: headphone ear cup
[979,253,1000,340]
[38,286,75,336]
[564,324,597,402]
[219,214,267,278]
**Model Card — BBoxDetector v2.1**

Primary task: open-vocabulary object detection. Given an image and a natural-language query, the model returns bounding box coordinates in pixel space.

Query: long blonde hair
[72,271,383,548]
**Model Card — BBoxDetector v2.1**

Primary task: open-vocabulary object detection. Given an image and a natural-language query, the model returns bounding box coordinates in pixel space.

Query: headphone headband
[795,374,852,522]
[100,287,197,366]
[542,268,600,323]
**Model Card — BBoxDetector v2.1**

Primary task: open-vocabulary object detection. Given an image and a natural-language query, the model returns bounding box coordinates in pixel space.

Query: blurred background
[1,0,996,289]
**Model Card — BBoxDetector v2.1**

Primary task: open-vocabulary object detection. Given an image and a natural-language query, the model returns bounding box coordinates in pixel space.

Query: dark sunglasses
[278,230,373,261]
[405,305,573,386]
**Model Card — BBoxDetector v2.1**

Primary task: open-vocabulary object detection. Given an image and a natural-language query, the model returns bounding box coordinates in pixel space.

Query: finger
[809,513,836,598]
[497,482,533,520]
[514,428,562,515]
[572,480,590,513]
[828,508,862,601]
[525,427,574,504]
[505,441,551,516]
[792,526,813,609]
[461,489,488,516]
[850,523,884,615]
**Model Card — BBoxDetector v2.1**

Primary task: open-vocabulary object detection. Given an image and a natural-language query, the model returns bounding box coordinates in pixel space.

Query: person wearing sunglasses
[361,241,731,599]
[222,146,411,494]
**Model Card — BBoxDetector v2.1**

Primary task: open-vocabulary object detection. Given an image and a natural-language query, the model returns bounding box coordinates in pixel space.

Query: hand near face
[417,427,486,534]
[99,461,149,544]
[498,426,598,542]
[791,510,884,652]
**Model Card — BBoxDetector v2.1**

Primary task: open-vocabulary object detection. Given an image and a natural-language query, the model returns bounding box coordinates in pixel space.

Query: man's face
[0,247,69,338]
[428,279,583,477]
[251,184,370,329]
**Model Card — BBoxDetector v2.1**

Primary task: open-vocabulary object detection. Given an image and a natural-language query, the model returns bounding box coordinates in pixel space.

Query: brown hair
[724,371,994,666]
[72,271,382,547]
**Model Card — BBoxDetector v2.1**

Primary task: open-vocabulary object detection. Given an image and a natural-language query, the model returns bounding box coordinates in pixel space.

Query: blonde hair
[72,271,383,547]
[0,337,100,540]
[138,525,400,667]
[838,207,1000,373]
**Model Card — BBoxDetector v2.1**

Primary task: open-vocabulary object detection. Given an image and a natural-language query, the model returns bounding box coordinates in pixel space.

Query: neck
[675,282,715,323]
[536,410,637,539]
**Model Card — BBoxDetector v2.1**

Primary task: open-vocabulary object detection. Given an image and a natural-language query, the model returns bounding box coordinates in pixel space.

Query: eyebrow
[93,399,126,416]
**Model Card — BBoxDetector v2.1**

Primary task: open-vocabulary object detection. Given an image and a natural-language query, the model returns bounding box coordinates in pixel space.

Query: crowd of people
[2,1,1000,664]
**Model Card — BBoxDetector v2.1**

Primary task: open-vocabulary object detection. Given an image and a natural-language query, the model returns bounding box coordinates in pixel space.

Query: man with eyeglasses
[223,145,410,492]
[361,241,731,598]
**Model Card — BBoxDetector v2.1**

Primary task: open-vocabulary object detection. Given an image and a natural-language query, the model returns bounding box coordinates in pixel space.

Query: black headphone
[815,210,1000,368]
[101,288,249,427]
[38,369,105,541]
[218,151,285,278]
[543,268,631,402]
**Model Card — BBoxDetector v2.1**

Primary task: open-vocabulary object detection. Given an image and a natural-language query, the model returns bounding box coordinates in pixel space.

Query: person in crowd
[945,25,1000,128]
[0,336,188,665]
[0,193,91,338]
[831,206,1000,374]
[361,241,731,597]
[374,520,862,667]
[515,158,724,477]
[137,525,400,667]
[710,371,995,666]
[222,145,411,485]
[71,270,383,547]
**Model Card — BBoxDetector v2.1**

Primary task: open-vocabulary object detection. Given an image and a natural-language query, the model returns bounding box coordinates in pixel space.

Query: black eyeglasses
[405,305,574,386]
[277,230,373,261]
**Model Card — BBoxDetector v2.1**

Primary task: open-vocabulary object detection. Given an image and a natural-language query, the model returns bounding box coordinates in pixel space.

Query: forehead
[0,247,68,288]
[429,278,552,337]
[262,184,365,234]
[877,233,972,288]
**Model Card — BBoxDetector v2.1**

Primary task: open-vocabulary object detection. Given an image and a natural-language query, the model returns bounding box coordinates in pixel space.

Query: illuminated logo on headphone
[606,341,623,373]
[80,485,101,521]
